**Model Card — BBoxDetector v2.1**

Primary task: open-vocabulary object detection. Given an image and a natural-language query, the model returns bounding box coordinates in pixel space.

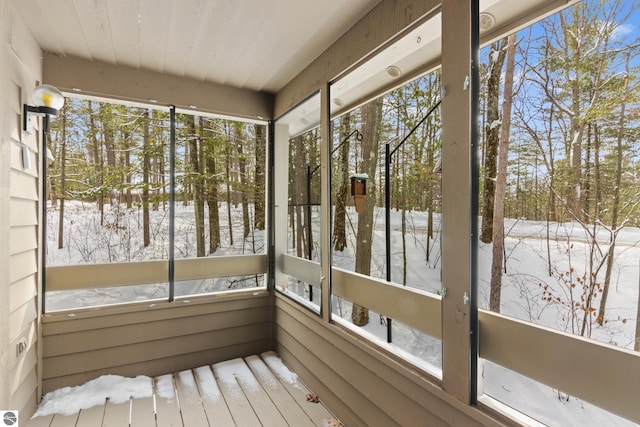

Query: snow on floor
[34,375,152,417]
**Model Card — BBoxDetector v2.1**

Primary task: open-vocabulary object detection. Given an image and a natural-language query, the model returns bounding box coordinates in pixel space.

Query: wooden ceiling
[11,0,380,94]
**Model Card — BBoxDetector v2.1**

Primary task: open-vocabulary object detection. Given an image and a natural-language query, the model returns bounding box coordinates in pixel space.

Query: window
[476,0,640,423]
[45,99,267,311]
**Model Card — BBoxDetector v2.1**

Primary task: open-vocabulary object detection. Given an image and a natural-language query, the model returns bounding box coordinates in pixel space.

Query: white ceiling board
[71,0,116,64]
[137,0,173,75]
[105,0,142,68]
[37,0,92,59]
[11,0,381,96]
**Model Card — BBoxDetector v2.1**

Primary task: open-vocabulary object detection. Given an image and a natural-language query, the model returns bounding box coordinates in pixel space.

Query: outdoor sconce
[23,84,65,134]
[350,173,369,213]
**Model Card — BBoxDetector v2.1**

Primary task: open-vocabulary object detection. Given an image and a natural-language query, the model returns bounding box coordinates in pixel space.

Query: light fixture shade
[32,84,65,110]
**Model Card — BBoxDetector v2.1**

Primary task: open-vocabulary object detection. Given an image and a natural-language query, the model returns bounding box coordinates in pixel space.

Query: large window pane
[477,0,640,422]
[173,115,266,296]
[274,92,322,312]
[45,99,267,310]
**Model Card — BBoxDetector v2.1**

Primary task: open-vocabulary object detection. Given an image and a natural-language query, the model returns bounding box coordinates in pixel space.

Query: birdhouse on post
[350,173,369,213]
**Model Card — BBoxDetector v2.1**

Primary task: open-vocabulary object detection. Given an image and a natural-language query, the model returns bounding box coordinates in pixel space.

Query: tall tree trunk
[205,123,221,254]
[293,136,305,258]
[225,124,234,246]
[124,130,133,209]
[333,112,351,251]
[142,110,151,247]
[352,98,383,326]
[254,124,266,230]
[481,39,507,243]
[598,52,630,325]
[192,116,205,257]
[57,107,68,249]
[103,106,117,207]
[234,124,250,238]
[489,34,516,313]
[88,102,104,219]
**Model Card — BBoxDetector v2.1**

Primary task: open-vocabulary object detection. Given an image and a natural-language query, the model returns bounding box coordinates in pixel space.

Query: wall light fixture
[23,84,65,134]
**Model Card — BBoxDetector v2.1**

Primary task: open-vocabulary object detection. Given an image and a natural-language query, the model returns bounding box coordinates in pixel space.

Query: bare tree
[333,112,351,251]
[489,34,516,312]
[352,98,383,326]
[481,38,507,243]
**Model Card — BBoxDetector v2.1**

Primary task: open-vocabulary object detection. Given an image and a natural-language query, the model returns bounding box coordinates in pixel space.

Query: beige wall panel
[10,342,36,395]
[10,141,37,177]
[275,0,441,117]
[9,275,36,313]
[9,250,36,284]
[42,339,272,393]
[9,225,37,255]
[10,365,37,418]
[43,322,270,378]
[7,99,22,145]
[9,317,36,366]
[43,291,271,333]
[9,300,36,341]
[277,336,369,427]
[43,306,271,357]
[2,1,42,421]
[10,197,37,227]
[275,296,503,427]
[44,53,274,121]
[9,169,37,200]
[9,6,42,78]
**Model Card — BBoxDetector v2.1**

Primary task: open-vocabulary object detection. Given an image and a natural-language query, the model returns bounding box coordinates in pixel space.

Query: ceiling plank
[71,0,116,64]
[37,0,91,58]
[137,0,174,74]
[105,0,141,68]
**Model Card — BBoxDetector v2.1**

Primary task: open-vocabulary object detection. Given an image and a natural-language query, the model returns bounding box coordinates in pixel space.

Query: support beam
[43,53,273,121]
[319,83,332,322]
[274,0,441,118]
[441,0,479,405]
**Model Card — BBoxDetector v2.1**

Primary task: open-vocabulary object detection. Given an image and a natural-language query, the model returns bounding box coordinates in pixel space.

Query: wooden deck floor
[27,352,340,427]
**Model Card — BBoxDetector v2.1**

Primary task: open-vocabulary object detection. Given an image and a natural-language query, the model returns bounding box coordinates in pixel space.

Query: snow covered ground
[43,201,639,425]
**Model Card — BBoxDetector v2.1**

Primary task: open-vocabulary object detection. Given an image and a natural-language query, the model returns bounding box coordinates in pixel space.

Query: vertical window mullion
[441,0,479,404]
[168,105,176,302]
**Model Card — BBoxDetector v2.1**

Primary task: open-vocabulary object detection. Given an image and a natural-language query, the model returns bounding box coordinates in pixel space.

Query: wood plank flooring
[27,352,341,427]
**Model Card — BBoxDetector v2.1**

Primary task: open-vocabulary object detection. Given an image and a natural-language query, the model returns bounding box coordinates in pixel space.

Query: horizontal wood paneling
[10,322,36,371]
[10,197,37,227]
[10,141,37,177]
[9,299,37,340]
[275,295,503,427]
[9,169,38,200]
[43,306,271,357]
[9,275,36,313]
[10,342,37,394]
[41,293,274,393]
[44,290,271,333]
[11,365,37,418]
[479,310,640,424]
[46,254,267,291]
[9,250,37,284]
[10,225,37,255]
[333,268,441,339]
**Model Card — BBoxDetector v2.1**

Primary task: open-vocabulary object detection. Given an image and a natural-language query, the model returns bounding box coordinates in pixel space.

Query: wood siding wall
[274,295,503,427]
[1,0,43,420]
[41,292,274,394]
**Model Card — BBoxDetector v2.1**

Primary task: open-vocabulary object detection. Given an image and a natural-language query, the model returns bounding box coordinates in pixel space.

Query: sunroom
[2,0,640,426]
